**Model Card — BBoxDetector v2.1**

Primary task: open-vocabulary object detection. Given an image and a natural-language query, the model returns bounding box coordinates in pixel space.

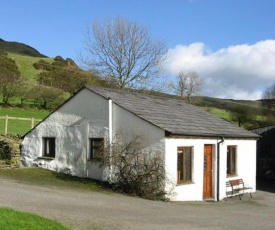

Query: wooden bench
[226,179,252,200]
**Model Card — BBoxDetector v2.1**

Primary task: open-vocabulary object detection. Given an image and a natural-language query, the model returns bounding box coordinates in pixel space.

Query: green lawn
[0,208,69,230]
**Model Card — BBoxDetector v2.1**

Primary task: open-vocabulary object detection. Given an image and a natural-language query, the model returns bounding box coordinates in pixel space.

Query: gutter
[166,132,259,139]
[217,136,224,201]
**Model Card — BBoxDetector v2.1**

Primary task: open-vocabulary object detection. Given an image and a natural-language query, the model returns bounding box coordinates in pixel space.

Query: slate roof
[86,86,259,139]
[251,125,275,135]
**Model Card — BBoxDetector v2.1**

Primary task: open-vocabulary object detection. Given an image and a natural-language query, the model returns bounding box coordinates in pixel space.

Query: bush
[102,134,168,201]
[0,140,11,160]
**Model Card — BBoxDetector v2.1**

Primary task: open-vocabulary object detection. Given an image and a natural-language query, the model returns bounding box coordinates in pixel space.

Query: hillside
[194,96,267,113]
[0,38,47,58]
[0,39,273,129]
[7,53,53,81]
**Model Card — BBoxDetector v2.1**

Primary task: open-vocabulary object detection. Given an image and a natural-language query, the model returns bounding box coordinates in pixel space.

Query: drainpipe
[217,136,224,201]
[108,98,113,144]
[86,123,89,178]
[108,98,113,183]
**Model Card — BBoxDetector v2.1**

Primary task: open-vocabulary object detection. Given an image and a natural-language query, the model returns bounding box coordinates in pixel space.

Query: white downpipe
[86,123,89,178]
[108,99,113,182]
[108,99,113,144]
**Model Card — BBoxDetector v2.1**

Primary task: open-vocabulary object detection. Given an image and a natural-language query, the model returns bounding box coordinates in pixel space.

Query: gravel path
[1,178,275,230]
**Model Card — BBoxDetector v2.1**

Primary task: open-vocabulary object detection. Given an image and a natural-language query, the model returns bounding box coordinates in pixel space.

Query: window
[177,147,193,183]
[90,138,104,160]
[227,146,236,176]
[42,137,55,158]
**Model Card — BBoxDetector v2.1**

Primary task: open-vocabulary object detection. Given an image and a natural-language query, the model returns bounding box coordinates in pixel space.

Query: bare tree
[261,83,275,123]
[82,17,167,89]
[173,71,202,102]
[262,83,275,109]
[101,133,169,200]
[262,83,275,100]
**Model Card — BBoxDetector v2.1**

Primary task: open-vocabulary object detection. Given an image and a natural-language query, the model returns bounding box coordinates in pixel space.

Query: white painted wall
[165,138,217,201]
[112,103,165,147]
[21,88,109,179]
[219,139,257,200]
[165,137,257,201]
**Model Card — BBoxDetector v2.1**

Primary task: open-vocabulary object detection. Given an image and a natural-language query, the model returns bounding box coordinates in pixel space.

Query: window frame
[42,137,56,158]
[89,138,104,160]
[227,145,237,177]
[177,146,193,184]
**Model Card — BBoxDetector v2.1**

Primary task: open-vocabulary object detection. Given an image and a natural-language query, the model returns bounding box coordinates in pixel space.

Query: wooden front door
[203,145,213,199]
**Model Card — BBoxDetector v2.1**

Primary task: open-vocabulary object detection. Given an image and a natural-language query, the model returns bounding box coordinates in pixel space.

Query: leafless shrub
[101,133,168,200]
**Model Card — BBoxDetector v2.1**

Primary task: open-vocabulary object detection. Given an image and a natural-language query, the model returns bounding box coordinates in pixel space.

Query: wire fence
[0,116,42,135]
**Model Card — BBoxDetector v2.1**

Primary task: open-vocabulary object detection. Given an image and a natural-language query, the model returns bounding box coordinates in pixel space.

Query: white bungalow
[21,86,259,201]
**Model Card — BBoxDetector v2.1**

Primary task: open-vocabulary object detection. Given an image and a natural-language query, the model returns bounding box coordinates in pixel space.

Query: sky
[1,0,275,100]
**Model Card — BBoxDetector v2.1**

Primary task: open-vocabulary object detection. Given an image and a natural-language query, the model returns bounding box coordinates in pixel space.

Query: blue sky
[1,0,275,99]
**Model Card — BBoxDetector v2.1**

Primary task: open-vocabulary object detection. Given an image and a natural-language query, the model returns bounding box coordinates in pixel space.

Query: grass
[0,167,110,193]
[201,107,231,120]
[0,107,50,135]
[0,118,41,135]
[0,107,50,119]
[7,52,53,81]
[0,207,69,230]
[201,106,267,125]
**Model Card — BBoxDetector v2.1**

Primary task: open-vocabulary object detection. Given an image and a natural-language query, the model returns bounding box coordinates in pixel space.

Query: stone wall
[0,135,21,168]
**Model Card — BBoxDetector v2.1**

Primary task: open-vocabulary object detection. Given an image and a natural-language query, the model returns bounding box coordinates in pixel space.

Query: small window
[90,138,104,160]
[177,147,193,183]
[42,137,55,158]
[227,146,236,176]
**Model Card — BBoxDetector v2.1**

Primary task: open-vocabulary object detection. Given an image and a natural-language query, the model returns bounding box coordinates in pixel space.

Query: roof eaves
[166,132,260,139]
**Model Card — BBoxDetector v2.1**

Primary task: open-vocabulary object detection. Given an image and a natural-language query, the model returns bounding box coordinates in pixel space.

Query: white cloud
[163,40,275,100]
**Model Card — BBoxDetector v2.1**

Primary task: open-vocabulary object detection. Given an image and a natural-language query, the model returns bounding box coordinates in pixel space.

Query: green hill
[0,38,47,58]
[195,96,273,114]
[7,53,53,81]
[1,38,52,81]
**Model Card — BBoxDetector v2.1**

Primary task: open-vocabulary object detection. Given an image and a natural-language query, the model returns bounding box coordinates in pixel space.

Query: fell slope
[0,38,47,58]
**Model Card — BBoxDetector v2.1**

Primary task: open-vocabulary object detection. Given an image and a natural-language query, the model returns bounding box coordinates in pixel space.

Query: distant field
[200,106,267,129]
[202,107,231,120]
[0,107,49,119]
[8,52,53,81]
[0,107,50,135]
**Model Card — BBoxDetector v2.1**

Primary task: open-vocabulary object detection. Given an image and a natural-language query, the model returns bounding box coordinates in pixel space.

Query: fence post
[31,118,34,129]
[4,115,8,135]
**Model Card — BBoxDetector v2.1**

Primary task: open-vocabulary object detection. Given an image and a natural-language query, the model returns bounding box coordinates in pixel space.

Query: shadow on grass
[52,170,112,191]
[0,167,112,193]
